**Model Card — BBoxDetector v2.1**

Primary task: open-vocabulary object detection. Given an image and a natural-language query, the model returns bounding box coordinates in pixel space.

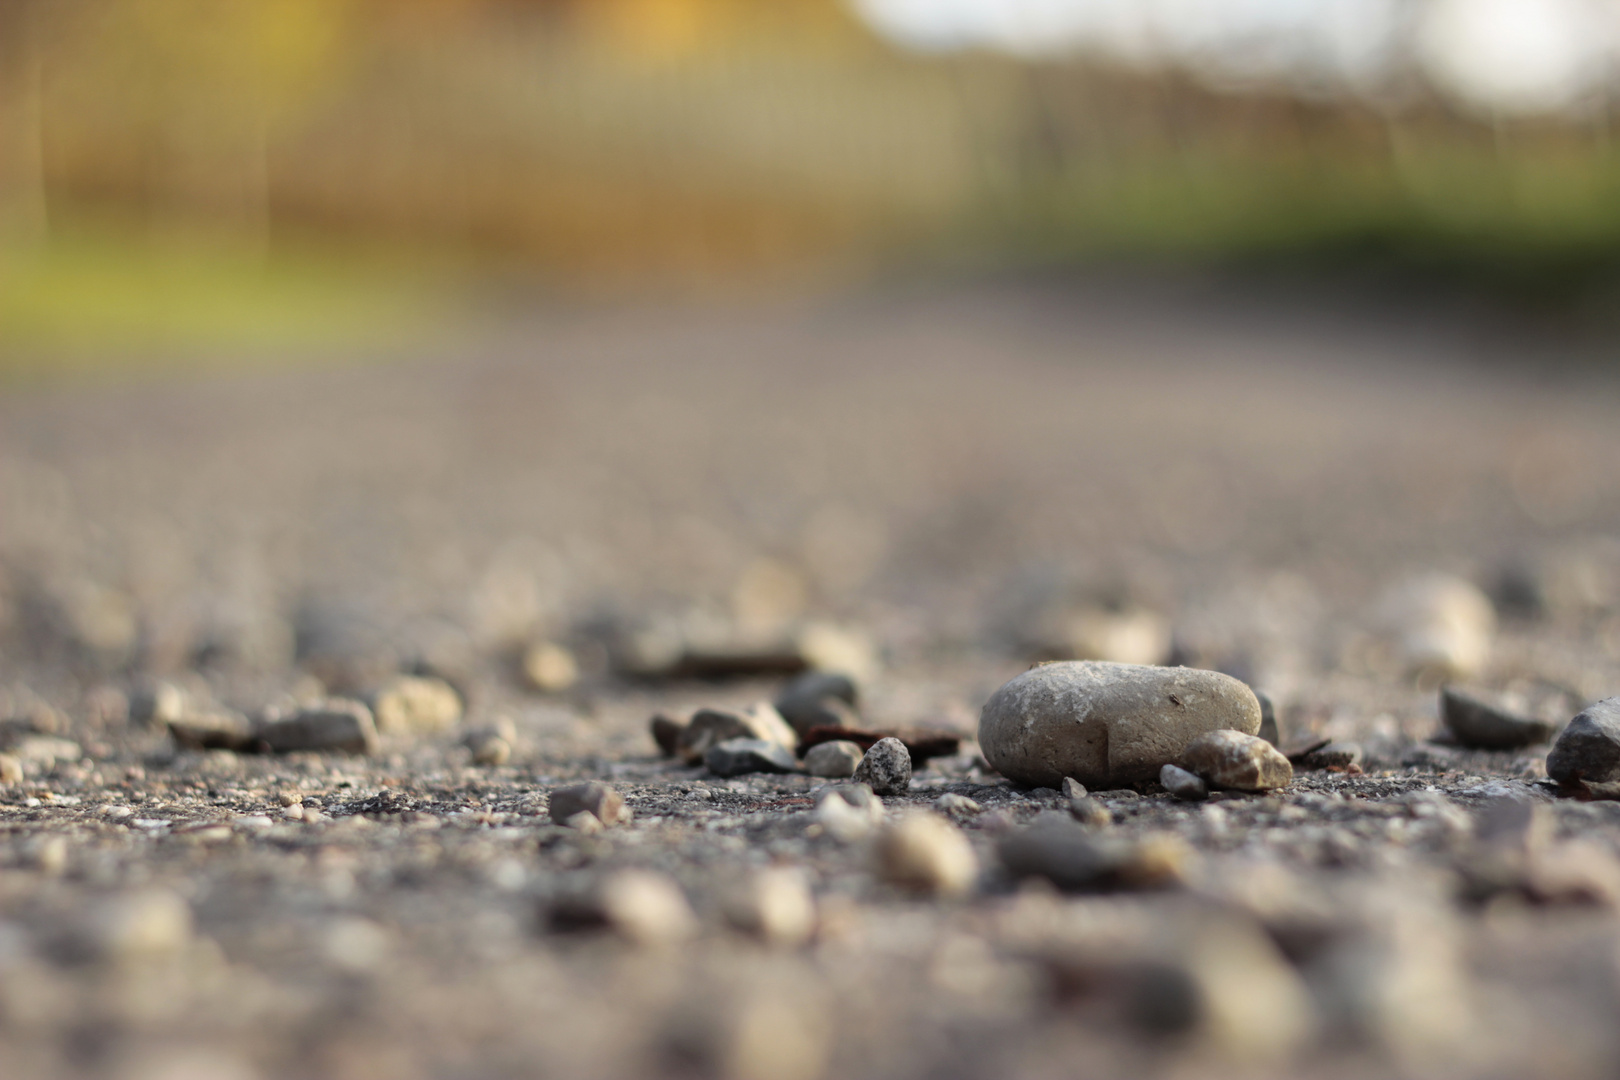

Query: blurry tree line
[3,0,1620,287]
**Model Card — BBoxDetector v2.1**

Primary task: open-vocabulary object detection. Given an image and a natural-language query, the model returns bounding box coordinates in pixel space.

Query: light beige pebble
[522,641,580,692]
[874,812,978,896]
[86,889,192,962]
[722,867,817,947]
[0,754,21,785]
[815,786,884,843]
[979,661,1261,789]
[372,675,462,736]
[598,870,697,946]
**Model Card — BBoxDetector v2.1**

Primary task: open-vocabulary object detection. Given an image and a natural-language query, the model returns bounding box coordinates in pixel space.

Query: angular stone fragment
[1160,763,1208,801]
[257,700,378,755]
[1298,741,1363,771]
[1547,698,1620,795]
[1441,687,1557,750]
[676,703,796,765]
[372,675,462,736]
[852,737,911,795]
[803,739,863,778]
[979,661,1262,789]
[549,781,628,826]
[1181,730,1292,792]
[873,813,978,896]
[704,738,799,777]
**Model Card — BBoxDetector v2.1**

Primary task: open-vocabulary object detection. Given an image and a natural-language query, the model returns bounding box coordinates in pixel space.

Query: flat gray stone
[1180,729,1292,792]
[257,701,377,755]
[774,671,859,738]
[704,738,800,777]
[1441,687,1557,750]
[852,737,911,795]
[978,661,1262,788]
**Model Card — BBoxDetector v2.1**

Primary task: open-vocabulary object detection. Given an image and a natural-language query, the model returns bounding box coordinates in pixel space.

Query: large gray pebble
[978,661,1261,789]
[852,737,911,795]
[1547,698,1620,792]
[258,700,377,755]
[1441,687,1556,750]
[705,738,800,777]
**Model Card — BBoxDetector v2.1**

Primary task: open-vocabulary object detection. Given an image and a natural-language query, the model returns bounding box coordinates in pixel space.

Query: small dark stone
[1298,742,1363,771]
[649,714,685,757]
[774,672,858,739]
[704,738,800,777]
[1256,690,1280,747]
[1441,687,1557,750]
[852,737,911,795]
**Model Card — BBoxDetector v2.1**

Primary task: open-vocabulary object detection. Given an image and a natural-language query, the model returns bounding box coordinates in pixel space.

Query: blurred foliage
[4,0,1620,359]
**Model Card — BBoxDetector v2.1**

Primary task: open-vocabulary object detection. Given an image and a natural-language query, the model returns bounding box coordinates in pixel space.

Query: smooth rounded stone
[1441,687,1557,750]
[257,700,378,755]
[372,675,462,736]
[1375,573,1496,681]
[935,792,982,816]
[469,735,511,767]
[721,867,816,947]
[979,661,1262,789]
[815,784,884,842]
[549,781,629,827]
[774,671,859,739]
[1160,763,1209,801]
[1064,606,1173,666]
[521,641,579,692]
[676,703,797,765]
[1298,742,1363,771]
[705,738,800,777]
[1061,777,1088,799]
[130,680,186,728]
[83,889,193,963]
[1547,698,1620,792]
[803,740,864,778]
[564,811,603,835]
[1181,730,1293,792]
[873,812,978,895]
[553,870,697,946]
[852,737,911,795]
[0,754,20,785]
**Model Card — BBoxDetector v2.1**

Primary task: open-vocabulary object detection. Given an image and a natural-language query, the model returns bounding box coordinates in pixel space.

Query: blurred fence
[3,0,1620,289]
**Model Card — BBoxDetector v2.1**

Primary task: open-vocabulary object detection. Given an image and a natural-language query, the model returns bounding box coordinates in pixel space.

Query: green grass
[0,224,457,383]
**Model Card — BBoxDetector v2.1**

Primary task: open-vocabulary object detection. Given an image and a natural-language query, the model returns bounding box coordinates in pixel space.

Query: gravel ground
[4,277,1620,1079]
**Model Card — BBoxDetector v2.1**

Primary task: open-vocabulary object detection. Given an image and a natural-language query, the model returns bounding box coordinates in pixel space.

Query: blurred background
[7,0,1620,364]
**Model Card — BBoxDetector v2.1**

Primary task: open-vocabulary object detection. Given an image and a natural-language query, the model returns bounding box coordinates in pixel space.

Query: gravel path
[3,278,1620,1079]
